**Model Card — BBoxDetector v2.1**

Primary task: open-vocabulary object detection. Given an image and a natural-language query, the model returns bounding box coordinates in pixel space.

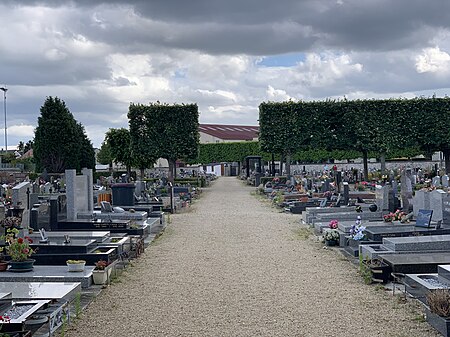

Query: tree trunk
[285,152,291,177]
[380,152,386,175]
[271,153,275,176]
[279,154,284,176]
[168,159,176,183]
[126,166,131,181]
[140,168,145,180]
[444,149,450,174]
[362,150,369,182]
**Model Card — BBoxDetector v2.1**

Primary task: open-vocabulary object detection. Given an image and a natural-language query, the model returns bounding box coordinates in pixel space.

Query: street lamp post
[0,87,7,155]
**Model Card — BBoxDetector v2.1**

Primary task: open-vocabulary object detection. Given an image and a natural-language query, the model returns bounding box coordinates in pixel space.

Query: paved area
[66,177,439,337]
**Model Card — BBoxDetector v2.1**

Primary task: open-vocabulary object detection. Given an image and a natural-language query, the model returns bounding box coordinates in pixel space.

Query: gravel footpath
[66,177,439,337]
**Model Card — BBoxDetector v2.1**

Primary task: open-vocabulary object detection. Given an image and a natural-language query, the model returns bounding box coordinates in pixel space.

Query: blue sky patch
[258,53,306,67]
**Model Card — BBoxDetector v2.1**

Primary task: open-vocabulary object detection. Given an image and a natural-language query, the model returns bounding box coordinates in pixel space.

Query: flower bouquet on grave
[383,209,407,223]
[328,219,338,229]
[350,217,366,241]
[323,229,340,246]
[1,216,21,229]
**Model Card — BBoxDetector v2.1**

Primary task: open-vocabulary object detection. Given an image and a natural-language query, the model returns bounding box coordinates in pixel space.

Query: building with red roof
[199,124,259,143]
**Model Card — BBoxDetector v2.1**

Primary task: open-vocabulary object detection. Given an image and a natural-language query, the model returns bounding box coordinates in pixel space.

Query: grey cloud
[6,0,450,54]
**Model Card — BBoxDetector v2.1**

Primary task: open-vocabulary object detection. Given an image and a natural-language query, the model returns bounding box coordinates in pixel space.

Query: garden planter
[92,270,108,285]
[425,307,450,337]
[8,259,35,272]
[66,261,86,272]
[363,259,391,283]
[0,261,8,271]
[325,240,338,246]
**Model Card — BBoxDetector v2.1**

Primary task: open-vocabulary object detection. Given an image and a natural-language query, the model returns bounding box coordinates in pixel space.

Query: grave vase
[8,259,35,272]
[392,220,401,226]
[92,270,108,285]
[325,239,338,246]
[0,261,8,271]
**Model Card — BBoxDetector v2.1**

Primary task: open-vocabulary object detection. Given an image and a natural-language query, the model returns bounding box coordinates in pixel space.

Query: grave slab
[365,225,450,241]
[0,266,94,288]
[383,234,450,252]
[0,282,81,301]
[380,252,450,274]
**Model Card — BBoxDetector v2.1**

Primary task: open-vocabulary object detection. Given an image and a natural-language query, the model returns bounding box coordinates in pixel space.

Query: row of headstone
[432,174,450,187]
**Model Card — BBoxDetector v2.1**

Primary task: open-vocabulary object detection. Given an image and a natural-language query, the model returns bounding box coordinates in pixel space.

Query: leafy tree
[105,128,134,177]
[17,141,24,154]
[76,123,96,170]
[128,102,199,182]
[97,140,113,171]
[24,140,33,153]
[34,96,91,173]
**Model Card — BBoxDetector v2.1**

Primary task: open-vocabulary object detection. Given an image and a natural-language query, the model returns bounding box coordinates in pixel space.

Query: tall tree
[97,140,113,172]
[34,96,85,173]
[76,123,96,170]
[105,128,134,177]
[128,102,199,182]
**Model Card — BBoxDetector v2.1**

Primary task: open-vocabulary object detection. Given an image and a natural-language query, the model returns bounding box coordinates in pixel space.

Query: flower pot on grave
[66,260,86,272]
[325,239,338,246]
[92,270,108,285]
[362,259,391,283]
[392,220,401,226]
[0,261,8,272]
[8,259,35,272]
[425,307,450,337]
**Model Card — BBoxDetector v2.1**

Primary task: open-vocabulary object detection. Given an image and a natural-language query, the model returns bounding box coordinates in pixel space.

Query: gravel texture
[66,177,439,337]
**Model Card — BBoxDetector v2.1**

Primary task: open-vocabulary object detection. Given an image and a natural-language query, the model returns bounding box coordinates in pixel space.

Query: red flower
[17,238,23,244]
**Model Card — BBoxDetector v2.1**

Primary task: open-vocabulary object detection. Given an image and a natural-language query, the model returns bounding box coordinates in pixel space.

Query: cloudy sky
[1,0,450,148]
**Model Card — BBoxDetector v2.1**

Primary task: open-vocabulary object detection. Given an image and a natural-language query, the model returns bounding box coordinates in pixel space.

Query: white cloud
[6,124,35,137]
[266,86,293,101]
[415,47,450,73]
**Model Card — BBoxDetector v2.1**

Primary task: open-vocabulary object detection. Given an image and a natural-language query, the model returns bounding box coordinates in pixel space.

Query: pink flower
[22,248,29,254]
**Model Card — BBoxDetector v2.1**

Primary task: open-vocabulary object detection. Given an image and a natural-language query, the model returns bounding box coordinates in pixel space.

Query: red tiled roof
[199,124,259,140]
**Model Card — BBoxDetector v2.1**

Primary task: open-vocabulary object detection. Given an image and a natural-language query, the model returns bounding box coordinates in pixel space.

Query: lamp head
[0,87,7,93]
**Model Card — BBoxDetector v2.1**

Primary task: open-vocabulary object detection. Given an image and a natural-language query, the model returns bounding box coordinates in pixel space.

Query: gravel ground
[66,177,439,337]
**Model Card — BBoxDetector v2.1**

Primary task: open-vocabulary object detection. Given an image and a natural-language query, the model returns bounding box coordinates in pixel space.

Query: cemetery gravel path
[67,177,439,337]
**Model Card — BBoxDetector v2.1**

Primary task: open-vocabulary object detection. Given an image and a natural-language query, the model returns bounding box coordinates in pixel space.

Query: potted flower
[1,228,35,271]
[92,260,110,285]
[425,289,450,336]
[66,259,86,272]
[323,229,340,246]
[383,209,407,224]
[328,219,338,229]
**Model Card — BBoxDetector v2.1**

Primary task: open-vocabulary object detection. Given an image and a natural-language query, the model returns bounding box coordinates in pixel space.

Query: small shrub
[427,289,450,318]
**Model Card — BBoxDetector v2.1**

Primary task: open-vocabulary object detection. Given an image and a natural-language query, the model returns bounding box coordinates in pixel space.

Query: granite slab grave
[364,224,450,241]
[361,234,450,259]
[28,231,112,244]
[312,211,382,225]
[383,234,450,252]
[404,273,448,304]
[303,204,373,224]
[379,253,450,274]
[0,282,81,302]
[0,266,95,288]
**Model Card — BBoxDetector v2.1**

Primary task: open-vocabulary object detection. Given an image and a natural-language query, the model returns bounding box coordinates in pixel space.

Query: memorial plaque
[416,209,433,228]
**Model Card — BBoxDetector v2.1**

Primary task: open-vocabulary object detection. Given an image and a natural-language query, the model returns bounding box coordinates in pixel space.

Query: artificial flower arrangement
[383,209,407,223]
[328,219,338,229]
[1,228,35,261]
[350,217,366,241]
[324,229,340,242]
[0,216,21,228]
